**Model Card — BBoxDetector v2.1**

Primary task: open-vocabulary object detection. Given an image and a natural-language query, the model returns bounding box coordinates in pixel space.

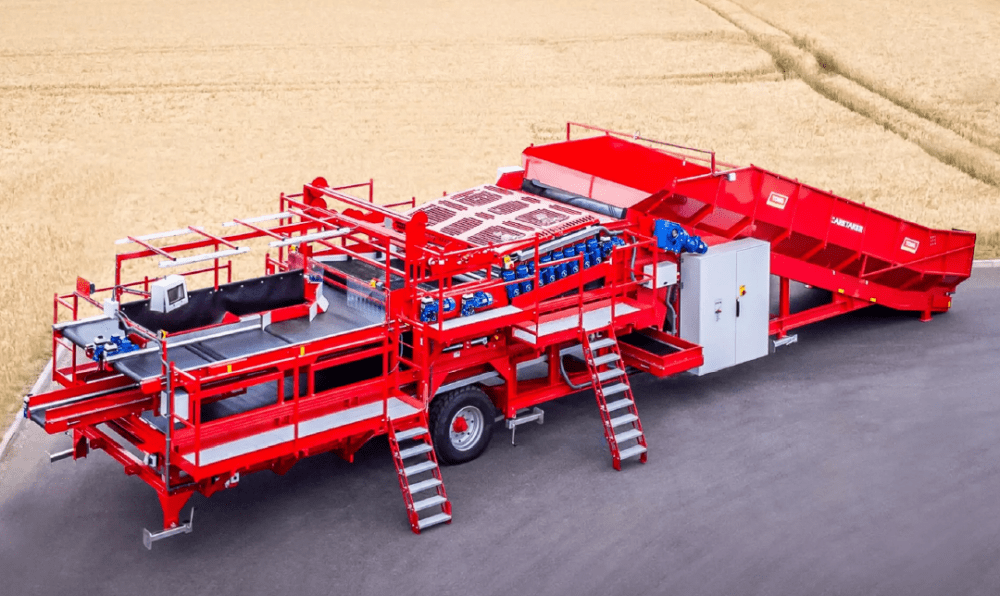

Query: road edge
[0,358,53,463]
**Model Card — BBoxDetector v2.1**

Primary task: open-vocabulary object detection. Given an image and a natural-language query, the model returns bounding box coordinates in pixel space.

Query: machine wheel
[429,385,495,465]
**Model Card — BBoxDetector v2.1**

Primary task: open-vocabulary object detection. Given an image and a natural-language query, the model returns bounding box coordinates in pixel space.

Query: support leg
[271,455,299,475]
[778,276,790,338]
[73,429,89,460]
[143,490,195,549]
[158,490,193,529]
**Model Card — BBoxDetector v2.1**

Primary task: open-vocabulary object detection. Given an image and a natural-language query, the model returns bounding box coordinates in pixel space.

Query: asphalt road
[2,270,999,596]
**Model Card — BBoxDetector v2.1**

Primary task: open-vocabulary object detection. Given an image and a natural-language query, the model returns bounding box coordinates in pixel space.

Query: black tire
[429,385,495,465]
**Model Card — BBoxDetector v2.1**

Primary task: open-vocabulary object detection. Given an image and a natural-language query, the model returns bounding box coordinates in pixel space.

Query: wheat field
[1,0,998,415]
[736,0,1000,155]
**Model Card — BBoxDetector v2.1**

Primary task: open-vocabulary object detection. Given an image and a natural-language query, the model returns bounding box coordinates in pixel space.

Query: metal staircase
[388,411,452,533]
[582,328,648,470]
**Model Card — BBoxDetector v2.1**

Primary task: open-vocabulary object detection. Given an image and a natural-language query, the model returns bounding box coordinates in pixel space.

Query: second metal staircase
[582,328,648,470]
[388,411,452,533]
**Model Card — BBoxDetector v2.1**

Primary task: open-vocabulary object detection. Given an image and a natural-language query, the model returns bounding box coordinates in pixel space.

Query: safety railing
[45,177,440,475]
[565,121,737,175]
[404,227,658,344]
[326,178,417,211]
[54,213,397,396]
[52,262,233,387]
[400,232,543,336]
[149,245,404,468]
[159,317,397,472]
[278,192,410,288]
[608,232,658,332]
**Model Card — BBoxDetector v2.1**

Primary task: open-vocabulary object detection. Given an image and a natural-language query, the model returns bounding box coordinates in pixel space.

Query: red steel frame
[27,122,973,537]
[32,170,695,533]
[527,123,976,334]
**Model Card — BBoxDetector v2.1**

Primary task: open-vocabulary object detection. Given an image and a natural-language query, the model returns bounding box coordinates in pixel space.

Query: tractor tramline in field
[25,123,976,548]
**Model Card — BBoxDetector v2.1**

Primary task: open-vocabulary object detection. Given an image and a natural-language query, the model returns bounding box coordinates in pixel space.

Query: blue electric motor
[90,335,140,362]
[683,234,708,254]
[586,238,601,266]
[654,219,708,255]
[515,263,532,294]
[600,238,613,258]
[564,245,580,275]
[539,253,555,285]
[420,296,456,323]
[502,269,520,300]
[461,291,493,317]
[552,249,568,280]
[575,242,589,268]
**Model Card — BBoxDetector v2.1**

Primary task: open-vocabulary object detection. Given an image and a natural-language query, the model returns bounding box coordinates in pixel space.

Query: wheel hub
[449,405,484,452]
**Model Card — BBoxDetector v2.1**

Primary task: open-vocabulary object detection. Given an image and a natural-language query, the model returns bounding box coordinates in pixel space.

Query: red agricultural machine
[25,123,976,548]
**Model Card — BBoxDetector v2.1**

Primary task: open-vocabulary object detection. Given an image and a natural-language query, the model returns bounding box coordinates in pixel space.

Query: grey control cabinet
[679,238,770,375]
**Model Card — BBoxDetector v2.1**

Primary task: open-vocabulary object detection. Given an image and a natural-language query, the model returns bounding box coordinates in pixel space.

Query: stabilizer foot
[47,448,74,463]
[506,407,544,445]
[143,508,194,550]
[772,334,798,350]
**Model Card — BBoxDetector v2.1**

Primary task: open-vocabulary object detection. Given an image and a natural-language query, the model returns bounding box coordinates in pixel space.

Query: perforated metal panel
[410,184,610,246]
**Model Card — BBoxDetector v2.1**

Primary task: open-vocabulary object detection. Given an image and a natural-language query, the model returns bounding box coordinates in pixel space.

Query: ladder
[582,328,648,470]
[388,411,452,533]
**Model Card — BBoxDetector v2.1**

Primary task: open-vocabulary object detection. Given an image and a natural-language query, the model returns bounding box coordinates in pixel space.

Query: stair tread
[618,444,648,460]
[417,512,452,530]
[399,443,433,459]
[610,413,638,427]
[604,396,633,411]
[413,494,448,512]
[589,338,616,350]
[395,426,429,441]
[408,478,443,494]
[614,428,643,443]
[404,460,438,477]
[591,353,620,366]
[597,368,626,382]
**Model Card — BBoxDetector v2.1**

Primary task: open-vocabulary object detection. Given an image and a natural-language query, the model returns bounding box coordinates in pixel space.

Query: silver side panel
[680,247,737,375]
[642,260,679,289]
[680,237,770,376]
[735,241,770,366]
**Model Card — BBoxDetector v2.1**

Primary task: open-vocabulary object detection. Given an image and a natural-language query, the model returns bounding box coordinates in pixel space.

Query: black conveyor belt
[111,286,379,382]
